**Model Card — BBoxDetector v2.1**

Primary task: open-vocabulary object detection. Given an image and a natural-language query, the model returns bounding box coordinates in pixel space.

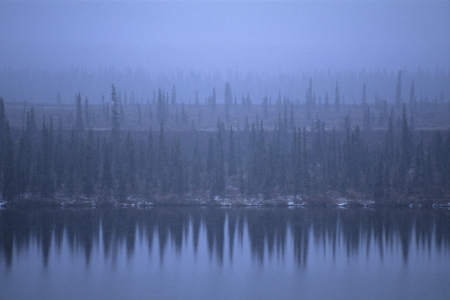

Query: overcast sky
[1,0,449,73]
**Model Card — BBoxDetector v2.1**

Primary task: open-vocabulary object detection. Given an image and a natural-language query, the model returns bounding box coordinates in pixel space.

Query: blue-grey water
[1,207,449,300]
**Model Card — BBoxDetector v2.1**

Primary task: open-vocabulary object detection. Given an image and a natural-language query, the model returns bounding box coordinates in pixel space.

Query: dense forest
[0,72,450,207]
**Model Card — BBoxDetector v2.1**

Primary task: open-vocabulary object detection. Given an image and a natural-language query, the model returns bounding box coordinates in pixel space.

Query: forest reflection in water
[1,207,450,269]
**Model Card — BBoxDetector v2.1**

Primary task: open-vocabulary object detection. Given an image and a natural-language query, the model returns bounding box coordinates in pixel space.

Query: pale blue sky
[1,0,449,72]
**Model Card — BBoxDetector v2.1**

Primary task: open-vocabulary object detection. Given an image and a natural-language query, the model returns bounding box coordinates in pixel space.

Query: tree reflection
[1,208,450,268]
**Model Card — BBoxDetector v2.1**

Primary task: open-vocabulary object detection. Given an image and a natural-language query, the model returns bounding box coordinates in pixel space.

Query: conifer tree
[171,85,177,106]
[124,131,136,192]
[191,132,202,193]
[289,103,295,132]
[83,129,95,198]
[400,104,412,170]
[84,97,90,128]
[111,84,120,142]
[0,98,5,179]
[156,88,166,123]
[213,125,225,196]
[334,81,340,110]
[146,128,155,190]
[224,82,232,106]
[210,87,217,112]
[157,122,169,195]
[75,92,84,135]
[395,70,402,107]
[409,81,415,105]
[228,127,237,176]
[206,135,215,191]
[263,96,269,117]
[361,83,367,109]
[2,121,16,200]
[40,117,54,198]
[101,141,113,198]
[170,138,184,195]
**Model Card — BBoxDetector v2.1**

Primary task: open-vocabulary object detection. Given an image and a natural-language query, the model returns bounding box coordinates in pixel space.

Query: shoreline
[2,194,450,210]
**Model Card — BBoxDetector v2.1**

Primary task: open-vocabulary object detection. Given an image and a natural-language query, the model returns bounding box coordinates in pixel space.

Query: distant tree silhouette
[2,121,16,200]
[111,84,120,142]
[75,92,84,134]
[334,81,340,110]
[395,70,402,107]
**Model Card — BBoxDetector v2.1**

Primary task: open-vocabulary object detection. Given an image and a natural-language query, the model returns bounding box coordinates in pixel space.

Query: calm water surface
[1,207,450,300]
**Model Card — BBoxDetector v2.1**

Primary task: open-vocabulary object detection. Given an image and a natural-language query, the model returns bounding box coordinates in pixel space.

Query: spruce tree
[2,121,16,200]
[40,118,54,198]
[83,129,95,198]
[334,81,340,110]
[0,98,5,182]
[228,127,237,176]
[157,122,169,195]
[191,132,202,193]
[361,83,367,109]
[213,126,225,196]
[84,97,90,128]
[111,84,120,142]
[75,92,84,135]
[101,141,113,198]
[395,70,402,107]
[146,128,155,192]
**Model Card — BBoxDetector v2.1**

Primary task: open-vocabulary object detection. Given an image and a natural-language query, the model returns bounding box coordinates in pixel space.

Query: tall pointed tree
[75,92,84,135]
[2,121,16,200]
[334,81,340,110]
[395,70,402,107]
[361,83,367,109]
[228,127,237,176]
[40,117,54,198]
[111,84,120,142]
[212,126,225,196]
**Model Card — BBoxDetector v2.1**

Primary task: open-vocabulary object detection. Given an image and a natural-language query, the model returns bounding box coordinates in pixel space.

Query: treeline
[5,71,450,133]
[0,86,450,204]
[1,67,448,107]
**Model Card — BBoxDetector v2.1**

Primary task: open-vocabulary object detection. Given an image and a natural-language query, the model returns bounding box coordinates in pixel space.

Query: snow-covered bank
[2,193,450,209]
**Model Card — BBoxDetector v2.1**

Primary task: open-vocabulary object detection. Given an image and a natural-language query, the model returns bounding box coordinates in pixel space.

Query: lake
[1,207,450,300]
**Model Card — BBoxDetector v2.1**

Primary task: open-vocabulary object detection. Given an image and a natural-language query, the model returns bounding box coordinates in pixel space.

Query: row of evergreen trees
[1,85,449,203]
[61,80,449,137]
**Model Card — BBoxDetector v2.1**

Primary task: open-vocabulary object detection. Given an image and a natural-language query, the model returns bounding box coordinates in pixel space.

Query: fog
[1,0,449,73]
[1,1,449,104]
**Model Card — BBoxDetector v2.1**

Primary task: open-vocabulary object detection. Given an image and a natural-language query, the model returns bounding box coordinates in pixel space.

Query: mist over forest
[0,0,450,206]
[1,67,450,108]
[3,4,450,300]
[1,0,449,104]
